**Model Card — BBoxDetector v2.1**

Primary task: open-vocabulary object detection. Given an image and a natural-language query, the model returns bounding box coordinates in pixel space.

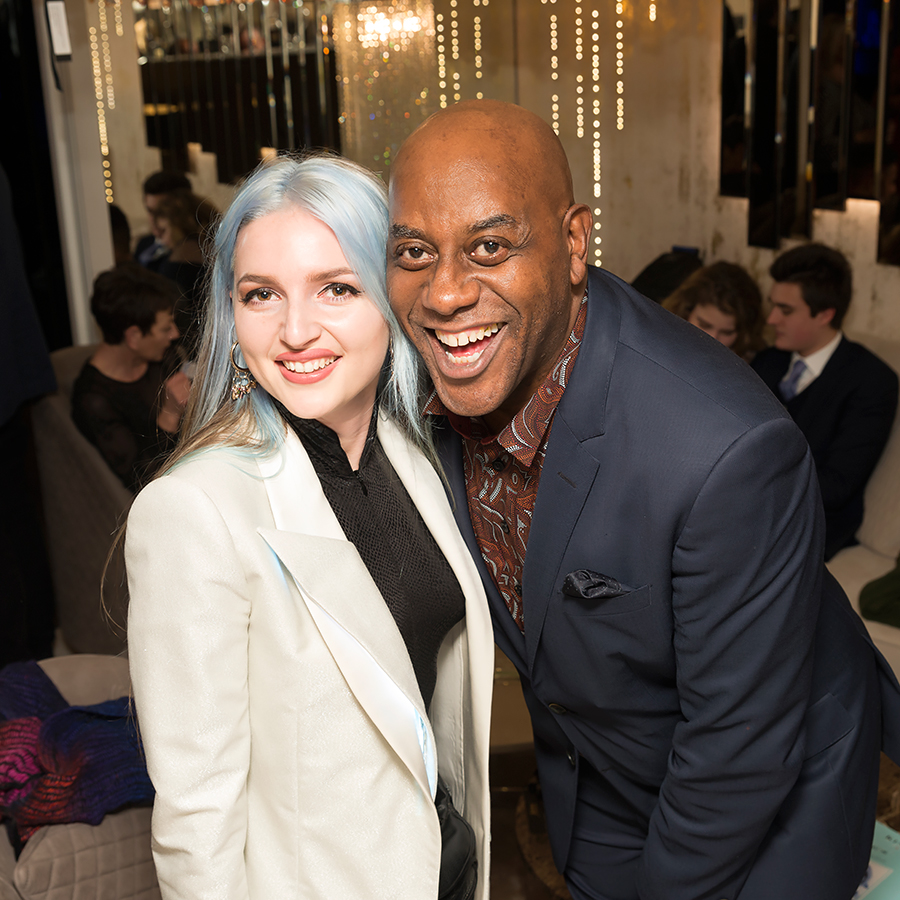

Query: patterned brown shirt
[425,296,587,631]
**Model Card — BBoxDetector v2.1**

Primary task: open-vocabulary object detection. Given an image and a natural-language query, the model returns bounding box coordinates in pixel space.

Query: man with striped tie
[752,243,898,560]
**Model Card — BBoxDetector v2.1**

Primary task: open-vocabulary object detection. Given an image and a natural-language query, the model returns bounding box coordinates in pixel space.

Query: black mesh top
[279,403,466,711]
[71,361,178,493]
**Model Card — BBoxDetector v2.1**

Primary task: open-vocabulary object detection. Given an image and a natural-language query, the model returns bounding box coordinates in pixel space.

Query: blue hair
[169,152,434,468]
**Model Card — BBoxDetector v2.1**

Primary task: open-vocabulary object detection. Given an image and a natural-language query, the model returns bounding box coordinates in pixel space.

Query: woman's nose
[281,297,323,347]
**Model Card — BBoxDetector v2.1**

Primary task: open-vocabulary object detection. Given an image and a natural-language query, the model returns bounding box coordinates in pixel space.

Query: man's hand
[158,370,191,433]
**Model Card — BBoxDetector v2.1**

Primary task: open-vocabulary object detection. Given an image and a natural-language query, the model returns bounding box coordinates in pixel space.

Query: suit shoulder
[130,446,265,517]
[587,268,789,431]
[839,338,900,387]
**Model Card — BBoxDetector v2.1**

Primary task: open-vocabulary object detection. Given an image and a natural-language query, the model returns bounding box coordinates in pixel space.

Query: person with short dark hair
[753,242,898,559]
[72,264,190,492]
[663,260,766,361]
[135,170,192,270]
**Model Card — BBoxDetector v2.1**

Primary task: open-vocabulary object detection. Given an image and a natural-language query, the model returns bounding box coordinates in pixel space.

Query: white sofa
[827,334,900,678]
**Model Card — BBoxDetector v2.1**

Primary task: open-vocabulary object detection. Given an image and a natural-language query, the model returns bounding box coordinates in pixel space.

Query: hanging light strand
[575,3,584,138]
[615,4,624,131]
[591,7,601,265]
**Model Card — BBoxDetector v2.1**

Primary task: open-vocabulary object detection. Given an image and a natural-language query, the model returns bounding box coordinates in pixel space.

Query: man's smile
[429,323,504,368]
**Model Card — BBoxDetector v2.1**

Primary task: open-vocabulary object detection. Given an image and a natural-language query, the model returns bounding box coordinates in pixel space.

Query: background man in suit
[387,100,900,900]
[752,243,898,560]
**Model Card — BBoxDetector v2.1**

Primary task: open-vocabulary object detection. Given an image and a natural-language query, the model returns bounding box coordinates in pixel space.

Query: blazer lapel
[256,432,436,798]
[524,416,602,671]
[521,271,613,671]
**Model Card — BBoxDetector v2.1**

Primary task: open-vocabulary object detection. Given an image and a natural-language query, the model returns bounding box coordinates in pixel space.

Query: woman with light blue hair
[125,153,493,900]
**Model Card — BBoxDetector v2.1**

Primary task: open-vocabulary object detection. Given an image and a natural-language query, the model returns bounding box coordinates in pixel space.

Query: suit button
[566,747,577,767]
[548,702,568,715]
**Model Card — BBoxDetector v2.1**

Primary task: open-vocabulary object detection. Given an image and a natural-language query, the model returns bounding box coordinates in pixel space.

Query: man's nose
[767,308,779,325]
[422,256,480,316]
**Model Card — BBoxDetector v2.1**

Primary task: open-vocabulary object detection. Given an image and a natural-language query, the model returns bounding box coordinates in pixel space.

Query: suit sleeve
[636,417,822,900]
[813,366,898,512]
[126,475,251,900]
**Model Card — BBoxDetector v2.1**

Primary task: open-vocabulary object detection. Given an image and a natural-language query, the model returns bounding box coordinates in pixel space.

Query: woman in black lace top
[124,154,493,900]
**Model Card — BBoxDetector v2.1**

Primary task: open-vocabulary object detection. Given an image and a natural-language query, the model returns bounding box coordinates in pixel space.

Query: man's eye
[394,244,434,268]
[401,246,427,260]
[469,240,507,263]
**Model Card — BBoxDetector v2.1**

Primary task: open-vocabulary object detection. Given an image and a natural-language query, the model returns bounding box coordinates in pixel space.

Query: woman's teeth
[282,356,337,373]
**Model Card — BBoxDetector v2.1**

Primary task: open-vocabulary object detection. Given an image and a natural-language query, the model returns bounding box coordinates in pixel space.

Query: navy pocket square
[562,569,626,600]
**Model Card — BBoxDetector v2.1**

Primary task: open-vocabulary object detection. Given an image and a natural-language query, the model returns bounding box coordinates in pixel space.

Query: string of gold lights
[89,19,113,204]
[649,2,657,22]
[615,3,624,131]
[591,6,601,265]
[437,11,447,108]
[473,7,482,86]
[574,5,584,138]
[450,0,460,101]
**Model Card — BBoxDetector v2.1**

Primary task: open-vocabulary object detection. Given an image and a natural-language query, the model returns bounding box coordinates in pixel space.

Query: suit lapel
[523,417,602,670]
[522,269,615,670]
[256,432,436,797]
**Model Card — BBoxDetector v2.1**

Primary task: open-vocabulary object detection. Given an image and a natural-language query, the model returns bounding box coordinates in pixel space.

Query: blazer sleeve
[636,417,822,900]
[126,474,252,900]
[812,364,898,512]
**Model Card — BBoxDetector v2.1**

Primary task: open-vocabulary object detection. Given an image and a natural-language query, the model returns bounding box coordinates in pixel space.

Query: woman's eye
[242,287,277,304]
[322,282,361,299]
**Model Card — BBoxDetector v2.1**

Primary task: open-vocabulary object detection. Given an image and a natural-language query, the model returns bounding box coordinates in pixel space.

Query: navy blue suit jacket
[752,339,898,560]
[436,266,900,900]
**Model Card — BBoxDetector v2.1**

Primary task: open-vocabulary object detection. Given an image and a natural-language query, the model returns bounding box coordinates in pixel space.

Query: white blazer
[126,414,494,900]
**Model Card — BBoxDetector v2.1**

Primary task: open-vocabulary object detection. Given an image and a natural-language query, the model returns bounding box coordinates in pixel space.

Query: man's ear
[565,204,593,286]
[123,324,143,350]
[815,307,836,328]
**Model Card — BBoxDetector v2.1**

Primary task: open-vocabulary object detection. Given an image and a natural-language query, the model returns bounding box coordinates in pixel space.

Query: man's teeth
[282,357,336,374]
[434,323,500,348]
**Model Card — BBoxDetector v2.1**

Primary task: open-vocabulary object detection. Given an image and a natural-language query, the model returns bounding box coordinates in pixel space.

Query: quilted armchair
[0,655,159,900]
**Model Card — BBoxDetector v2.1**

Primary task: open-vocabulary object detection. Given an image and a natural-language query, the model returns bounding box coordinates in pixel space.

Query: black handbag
[435,777,478,900]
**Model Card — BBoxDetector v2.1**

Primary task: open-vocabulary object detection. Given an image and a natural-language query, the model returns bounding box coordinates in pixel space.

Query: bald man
[388,101,900,900]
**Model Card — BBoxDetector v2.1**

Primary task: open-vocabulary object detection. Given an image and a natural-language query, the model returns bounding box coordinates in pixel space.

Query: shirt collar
[425,294,588,466]
[791,330,842,380]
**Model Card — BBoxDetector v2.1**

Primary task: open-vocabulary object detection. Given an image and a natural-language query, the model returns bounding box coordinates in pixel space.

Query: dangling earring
[230,341,257,401]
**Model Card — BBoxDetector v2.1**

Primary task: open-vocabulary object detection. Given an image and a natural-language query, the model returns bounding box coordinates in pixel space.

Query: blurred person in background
[71,264,190,493]
[663,260,766,361]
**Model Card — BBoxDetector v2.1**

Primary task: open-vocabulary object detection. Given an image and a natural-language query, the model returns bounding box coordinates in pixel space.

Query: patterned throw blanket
[0,661,153,844]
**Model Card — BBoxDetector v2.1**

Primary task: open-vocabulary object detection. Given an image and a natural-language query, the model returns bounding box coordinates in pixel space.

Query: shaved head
[391,100,576,217]
[387,100,591,429]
